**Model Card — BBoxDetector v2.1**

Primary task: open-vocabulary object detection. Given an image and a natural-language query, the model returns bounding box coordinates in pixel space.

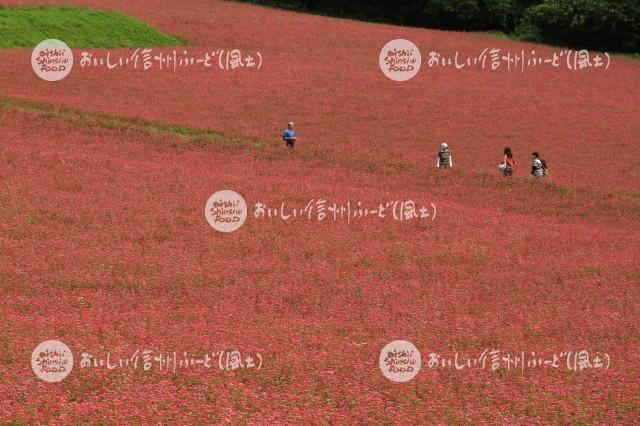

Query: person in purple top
[282,121,297,150]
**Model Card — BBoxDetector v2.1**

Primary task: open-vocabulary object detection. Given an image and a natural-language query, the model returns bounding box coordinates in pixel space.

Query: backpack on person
[540,158,548,177]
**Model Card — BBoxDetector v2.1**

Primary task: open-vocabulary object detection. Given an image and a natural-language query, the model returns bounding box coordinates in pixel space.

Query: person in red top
[500,146,517,177]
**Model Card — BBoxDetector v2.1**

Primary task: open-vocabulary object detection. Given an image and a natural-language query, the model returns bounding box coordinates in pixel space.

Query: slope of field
[1,0,639,423]
[1,100,639,424]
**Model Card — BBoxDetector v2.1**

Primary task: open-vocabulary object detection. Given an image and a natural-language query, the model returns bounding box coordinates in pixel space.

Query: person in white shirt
[531,152,547,179]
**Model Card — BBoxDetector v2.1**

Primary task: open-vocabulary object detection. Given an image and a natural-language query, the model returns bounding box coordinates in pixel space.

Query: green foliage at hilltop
[237,0,640,53]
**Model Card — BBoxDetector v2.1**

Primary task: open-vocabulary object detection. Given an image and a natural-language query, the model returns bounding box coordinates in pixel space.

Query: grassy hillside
[0,6,186,48]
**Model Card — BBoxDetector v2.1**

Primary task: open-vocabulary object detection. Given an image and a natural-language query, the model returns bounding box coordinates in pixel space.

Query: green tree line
[239,0,640,53]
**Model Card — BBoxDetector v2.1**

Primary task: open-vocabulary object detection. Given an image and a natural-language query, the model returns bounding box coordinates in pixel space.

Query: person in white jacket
[531,152,547,179]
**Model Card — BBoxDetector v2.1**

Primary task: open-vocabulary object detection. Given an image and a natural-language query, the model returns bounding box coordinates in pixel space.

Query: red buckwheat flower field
[0,0,639,424]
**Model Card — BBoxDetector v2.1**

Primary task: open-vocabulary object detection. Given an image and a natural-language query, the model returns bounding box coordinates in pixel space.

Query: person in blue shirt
[282,121,297,150]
